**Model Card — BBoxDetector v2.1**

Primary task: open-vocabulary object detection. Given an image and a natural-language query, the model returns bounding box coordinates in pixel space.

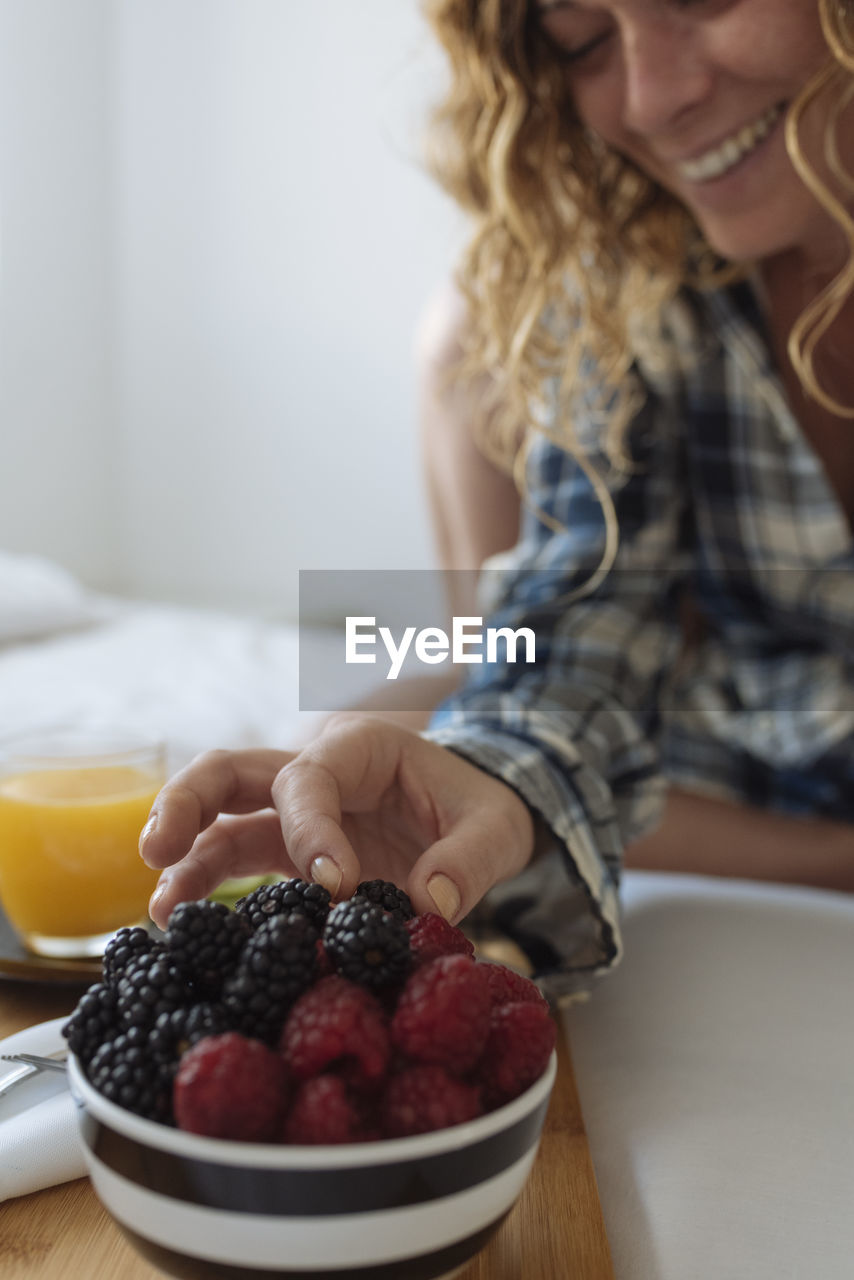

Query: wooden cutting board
[461,1027,615,1279]
[0,983,614,1279]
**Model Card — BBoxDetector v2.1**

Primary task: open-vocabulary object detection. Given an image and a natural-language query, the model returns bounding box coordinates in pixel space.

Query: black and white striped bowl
[68,1050,556,1280]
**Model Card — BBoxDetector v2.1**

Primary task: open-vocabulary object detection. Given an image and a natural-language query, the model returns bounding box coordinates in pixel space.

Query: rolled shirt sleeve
[426,388,690,999]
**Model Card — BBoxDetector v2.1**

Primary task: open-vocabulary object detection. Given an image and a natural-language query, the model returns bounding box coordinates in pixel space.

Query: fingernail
[139,815,157,856]
[427,873,461,923]
[310,854,342,899]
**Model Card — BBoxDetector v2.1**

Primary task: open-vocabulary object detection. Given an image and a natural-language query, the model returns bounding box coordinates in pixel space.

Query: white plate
[0,1015,69,1117]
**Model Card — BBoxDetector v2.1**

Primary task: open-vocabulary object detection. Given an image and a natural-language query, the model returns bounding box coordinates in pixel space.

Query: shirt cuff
[424,723,623,1004]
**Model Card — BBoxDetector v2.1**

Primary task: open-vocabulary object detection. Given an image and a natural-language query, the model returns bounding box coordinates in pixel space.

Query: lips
[675,103,784,183]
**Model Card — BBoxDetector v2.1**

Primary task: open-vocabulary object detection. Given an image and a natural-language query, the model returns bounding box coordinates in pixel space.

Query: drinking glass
[0,730,166,958]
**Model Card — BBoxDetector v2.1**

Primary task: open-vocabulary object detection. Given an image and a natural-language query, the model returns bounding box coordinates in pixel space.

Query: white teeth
[677,104,782,183]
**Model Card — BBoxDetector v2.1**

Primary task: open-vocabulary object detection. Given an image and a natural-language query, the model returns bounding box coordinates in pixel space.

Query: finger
[271,760,360,902]
[148,809,297,928]
[140,748,294,870]
[405,806,535,925]
[271,720,404,899]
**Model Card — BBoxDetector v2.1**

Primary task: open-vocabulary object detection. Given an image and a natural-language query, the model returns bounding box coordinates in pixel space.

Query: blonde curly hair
[423,0,854,521]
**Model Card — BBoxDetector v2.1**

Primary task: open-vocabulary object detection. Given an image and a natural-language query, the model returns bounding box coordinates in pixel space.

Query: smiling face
[535,0,845,267]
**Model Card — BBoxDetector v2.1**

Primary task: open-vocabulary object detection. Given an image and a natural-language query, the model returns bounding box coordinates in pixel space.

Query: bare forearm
[335,671,462,732]
[625,789,854,893]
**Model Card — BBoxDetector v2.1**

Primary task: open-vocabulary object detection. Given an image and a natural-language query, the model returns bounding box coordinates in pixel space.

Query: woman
[142,0,854,998]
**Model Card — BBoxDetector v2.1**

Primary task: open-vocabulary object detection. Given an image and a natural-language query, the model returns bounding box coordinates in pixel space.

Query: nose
[620,17,713,135]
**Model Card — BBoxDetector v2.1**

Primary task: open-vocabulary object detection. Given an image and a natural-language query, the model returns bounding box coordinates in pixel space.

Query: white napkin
[0,1016,86,1201]
[0,1092,85,1200]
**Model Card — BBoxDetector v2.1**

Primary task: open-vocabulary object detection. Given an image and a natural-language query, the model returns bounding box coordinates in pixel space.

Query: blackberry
[62,982,120,1065]
[164,899,251,995]
[148,1002,232,1068]
[116,946,194,1031]
[323,900,411,990]
[223,912,318,1044]
[102,926,157,986]
[353,879,414,922]
[87,1027,174,1124]
[235,877,331,932]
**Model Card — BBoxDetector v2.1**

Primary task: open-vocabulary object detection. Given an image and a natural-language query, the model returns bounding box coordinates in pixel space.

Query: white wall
[0,0,119,587]
[0,1,465,620]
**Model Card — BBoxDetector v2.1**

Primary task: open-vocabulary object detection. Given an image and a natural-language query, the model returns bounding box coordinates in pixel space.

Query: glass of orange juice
[0,730,166,958]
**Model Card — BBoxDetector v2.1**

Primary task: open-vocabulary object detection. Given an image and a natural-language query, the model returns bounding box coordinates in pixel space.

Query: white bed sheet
[565,871,854,1280]
[0,594,341,772]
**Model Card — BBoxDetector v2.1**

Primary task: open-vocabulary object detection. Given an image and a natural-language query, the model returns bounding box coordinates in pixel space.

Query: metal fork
[2,1052,68,1072]
[0,1050,68,1098]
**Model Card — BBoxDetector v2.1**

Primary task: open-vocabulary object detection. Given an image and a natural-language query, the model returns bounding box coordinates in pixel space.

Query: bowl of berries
[65,878,557,1280]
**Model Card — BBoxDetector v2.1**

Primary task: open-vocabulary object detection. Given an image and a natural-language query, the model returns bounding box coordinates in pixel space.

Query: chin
[688,192,823,269]
[691,216,791,268]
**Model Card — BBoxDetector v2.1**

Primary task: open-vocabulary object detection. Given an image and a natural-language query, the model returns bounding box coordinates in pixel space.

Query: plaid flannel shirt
[427,280,854,999]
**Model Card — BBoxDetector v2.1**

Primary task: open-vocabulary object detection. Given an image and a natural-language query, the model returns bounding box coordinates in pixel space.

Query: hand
[140,715,536,930]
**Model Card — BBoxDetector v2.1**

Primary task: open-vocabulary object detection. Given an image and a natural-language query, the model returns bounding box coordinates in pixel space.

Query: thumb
[405,803,535,926]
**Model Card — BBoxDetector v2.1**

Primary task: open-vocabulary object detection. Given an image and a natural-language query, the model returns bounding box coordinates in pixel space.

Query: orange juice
[0,759,162,953]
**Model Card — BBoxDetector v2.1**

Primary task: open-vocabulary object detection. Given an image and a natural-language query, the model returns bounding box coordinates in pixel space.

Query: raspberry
[283,1075,374,1144]
[381,1065,482,1138]
[280,975,390,1093]
[222,912,318,1044]
[391,955,491,1076]
[405,913,475,967]
[102,926,157,986]
[62,982,120,1065]
[323,900,411,991]
[481,962,548,1011]
[235,878,331,932]
[164,900,251,995]
[476,1001,556,1110]
[353,879,414,921]
[174,1033,289,1141]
